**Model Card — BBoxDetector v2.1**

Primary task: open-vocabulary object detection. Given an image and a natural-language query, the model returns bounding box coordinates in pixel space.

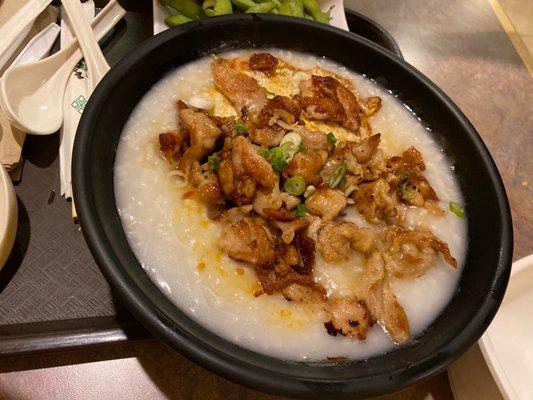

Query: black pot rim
[73,14,513,399]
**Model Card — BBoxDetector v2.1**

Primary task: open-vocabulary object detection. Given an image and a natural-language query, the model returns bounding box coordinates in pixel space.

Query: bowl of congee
[72,15,513,399]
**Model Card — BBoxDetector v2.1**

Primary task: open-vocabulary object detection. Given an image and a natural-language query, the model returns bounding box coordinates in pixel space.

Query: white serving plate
[153,0,349,35]
[449,254,533,400]
[0,164,17,268]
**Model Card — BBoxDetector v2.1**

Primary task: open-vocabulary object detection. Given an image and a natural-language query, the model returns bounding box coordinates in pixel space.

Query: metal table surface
[0,0,531,399]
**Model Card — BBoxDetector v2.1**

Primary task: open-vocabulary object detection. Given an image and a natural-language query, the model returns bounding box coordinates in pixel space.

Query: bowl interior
[73,15,512,399]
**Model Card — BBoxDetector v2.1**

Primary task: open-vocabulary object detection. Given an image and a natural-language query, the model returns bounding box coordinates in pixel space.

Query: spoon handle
[0,0,53,71]
[60,0,111,90]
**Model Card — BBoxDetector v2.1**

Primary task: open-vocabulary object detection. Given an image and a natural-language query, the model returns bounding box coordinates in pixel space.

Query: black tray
[0,4,401,358]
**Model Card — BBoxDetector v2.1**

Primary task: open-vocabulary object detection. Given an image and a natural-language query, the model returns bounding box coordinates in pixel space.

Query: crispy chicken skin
[317,221,375,262]
[218,218,275,266]
[306,187,347,222]
[159,131,185,161]
[324,298,374,339]
[212,58,266,116]
[353,179,397,224]
[284,150,328,186]
[382,227,457,279]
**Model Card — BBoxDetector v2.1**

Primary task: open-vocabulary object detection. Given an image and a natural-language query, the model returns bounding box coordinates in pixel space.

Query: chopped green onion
[344,184,357,197]
[328,162,347,188]
[449,202,465,218]
[235,123,247,134]
[304,185,316,198]
[294,204,308,218]
[279,132,302,162]
[326,132,337,146]
[284,176,306,196]
[259,146,291,171]
[208,155,221,172]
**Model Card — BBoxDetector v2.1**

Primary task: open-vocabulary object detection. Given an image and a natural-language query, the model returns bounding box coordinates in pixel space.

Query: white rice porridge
[114,49,467,361]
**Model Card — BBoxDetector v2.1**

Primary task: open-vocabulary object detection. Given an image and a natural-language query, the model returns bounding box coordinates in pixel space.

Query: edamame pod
[230,0,256,11]
[246,0,280,13]
[160,0,202,19]
[214,0,233,15]
[165,13,192,25]
[279,0,303,17]
[302,0,330,23]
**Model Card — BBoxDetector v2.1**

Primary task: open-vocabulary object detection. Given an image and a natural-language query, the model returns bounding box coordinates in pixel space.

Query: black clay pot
[73,15,512,400]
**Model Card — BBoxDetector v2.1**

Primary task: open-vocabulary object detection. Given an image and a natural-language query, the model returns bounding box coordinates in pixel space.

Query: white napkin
[59,0,95,199]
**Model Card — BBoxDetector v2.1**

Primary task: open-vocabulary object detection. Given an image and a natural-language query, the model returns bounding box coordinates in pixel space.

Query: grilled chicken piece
[253,175,283,216]
[298,128,329,152]
[317,221,375,262]
[212,58,267,116]
[299,75,362,132]
[251,96,301,147]
[362,96,382,117]
[249,52,278,74]
[353,178,396,224]
[382,227,457,279]
[305,187,347,222]
[232,136,275,189]
[159,130,185,161]
[324,298,374,339]
[187,162,224,205]
[284,148,328,186]
[218,217,275,266]
[346,133,381,164]
[177,108,222,173]
[357,252,410,343]
[386,147,439,207]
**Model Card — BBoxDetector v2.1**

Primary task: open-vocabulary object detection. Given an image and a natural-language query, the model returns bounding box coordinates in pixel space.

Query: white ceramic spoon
[60,0,110,90]
[0,0,125,135]
[0,0,53,71]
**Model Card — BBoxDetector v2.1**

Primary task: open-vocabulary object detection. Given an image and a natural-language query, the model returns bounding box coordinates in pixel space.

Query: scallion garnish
[235,123,247,134]
[207,155,221,172]
[294,204,308,218]
[328,162,347,188]
[327,132,337,146]
[449,202,465,218]
[284,176,306,196]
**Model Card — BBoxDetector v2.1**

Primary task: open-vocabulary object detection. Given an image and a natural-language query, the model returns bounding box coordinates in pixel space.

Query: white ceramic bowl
[0,164,17,268]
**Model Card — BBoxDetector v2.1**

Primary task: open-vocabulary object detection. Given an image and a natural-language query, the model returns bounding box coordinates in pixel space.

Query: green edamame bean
[165,13,192,26]
[302,0,330,23]
[214,0,233,15]
[230,0,256,11]
[160,0,202,19]
[246,0,279,13]
[279,0,303,17]
[202,0,216,8]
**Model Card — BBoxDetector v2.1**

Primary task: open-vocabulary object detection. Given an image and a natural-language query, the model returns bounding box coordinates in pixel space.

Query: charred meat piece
[317,221,375,262]
[299,75,362,132]
[177,108,222,173]
[324,298,374,340]
[293,230,315,275]
[382,227,457,279]
[353,179,396,224]
[218,217,275,266]
[212,58,266,116]
[187,162,224,205]
[357,252,410,343]
[249,52,278,74]
[305,187,347,222]
[159,131,185,161]
[345,133,381,164]
[251,96,302,147]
